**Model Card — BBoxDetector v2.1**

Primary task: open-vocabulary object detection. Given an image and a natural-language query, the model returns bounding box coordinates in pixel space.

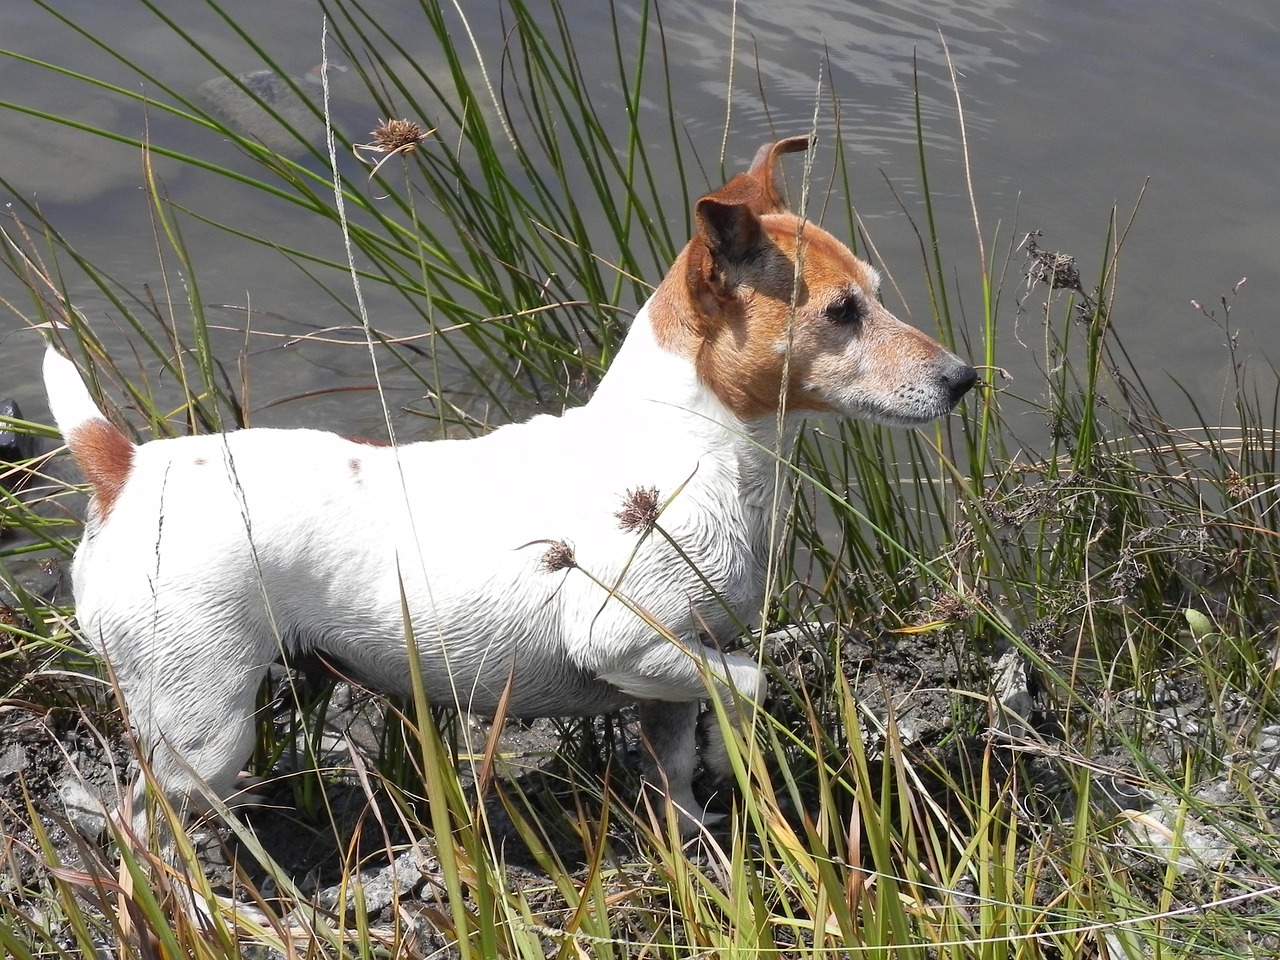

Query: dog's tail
[43,347,135,516]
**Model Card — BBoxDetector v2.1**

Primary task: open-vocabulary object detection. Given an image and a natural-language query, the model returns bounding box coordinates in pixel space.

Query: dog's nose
[942,358,979,406]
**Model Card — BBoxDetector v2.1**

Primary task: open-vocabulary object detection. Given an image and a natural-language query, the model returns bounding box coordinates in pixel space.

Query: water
[1,0,1276,436]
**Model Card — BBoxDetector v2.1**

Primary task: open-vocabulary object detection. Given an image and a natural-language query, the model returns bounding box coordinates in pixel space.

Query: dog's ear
[745,135,813,215]
[693,173,765,264]
[686,173,767,301]
[685,136,814,299]
[691,135,814,267]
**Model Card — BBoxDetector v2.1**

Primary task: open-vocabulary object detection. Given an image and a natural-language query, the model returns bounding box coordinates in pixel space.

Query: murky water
[1,0,1277,436]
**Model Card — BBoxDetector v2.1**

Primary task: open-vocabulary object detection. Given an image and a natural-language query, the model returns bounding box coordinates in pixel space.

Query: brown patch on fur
[68,419,134,520]
[653,216,880,420]
[745,135,812,215]
[193,457,206,466]
[651,136,964,424]
[616,486,661,533]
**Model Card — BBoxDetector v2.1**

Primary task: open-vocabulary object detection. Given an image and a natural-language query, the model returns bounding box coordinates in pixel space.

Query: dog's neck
[588,298,799,503]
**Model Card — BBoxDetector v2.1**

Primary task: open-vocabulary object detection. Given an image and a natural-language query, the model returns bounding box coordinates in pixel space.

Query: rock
[0,94,137,204]
[0,742,27,778]
[197,64,346,156]
[57,778,110,837]
[314,844,429,915]
[1193,779,1238,807]
[992,648,1033,738]
[0,398,37,485]
[1103,929,1154,960]
[763,622,833,646]
[8,557,66,605]
[1119,803,1233,875]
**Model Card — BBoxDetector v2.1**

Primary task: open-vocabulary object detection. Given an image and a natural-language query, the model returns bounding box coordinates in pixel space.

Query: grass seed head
[541,539,577,572]
[368,118,431,154]
[354,119,436,182]
[616,486,662,533]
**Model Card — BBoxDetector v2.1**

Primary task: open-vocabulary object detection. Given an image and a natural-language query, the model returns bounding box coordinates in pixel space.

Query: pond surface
[1,0,1277,437]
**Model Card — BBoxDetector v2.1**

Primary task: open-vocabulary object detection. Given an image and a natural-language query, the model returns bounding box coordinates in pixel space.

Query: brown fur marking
[650,137,953,423]
[745,135,812,215]
[69,419,134,520]
[651,216,877,420]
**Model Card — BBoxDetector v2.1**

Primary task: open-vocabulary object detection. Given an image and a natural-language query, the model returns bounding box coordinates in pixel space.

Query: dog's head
[650,136,976,426]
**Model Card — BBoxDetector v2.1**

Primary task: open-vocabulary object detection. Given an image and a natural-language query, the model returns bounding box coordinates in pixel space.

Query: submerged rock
[0,398,36,489]
[0,94,133,204]
[197,64,345,155]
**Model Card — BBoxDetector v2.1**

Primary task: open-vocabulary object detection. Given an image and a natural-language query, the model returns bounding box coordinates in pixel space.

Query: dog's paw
[635,778,723,839]
[225,772,270,810]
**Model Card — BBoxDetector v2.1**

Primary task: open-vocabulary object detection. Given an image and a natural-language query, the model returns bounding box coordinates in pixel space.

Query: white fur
[44,157,976,835]
[46,309,789,828]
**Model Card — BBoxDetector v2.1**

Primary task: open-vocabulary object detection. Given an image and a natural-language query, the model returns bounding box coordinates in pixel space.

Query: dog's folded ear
[685,135,815,299]
[693,173,765,265]
[745,134,813,216]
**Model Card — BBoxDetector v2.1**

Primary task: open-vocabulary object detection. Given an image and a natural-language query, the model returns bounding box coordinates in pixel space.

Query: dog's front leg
[636,699,705,833]
[602,643,765,833]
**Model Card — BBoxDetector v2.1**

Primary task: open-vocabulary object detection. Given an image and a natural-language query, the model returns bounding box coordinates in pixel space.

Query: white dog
[44,136,976,834]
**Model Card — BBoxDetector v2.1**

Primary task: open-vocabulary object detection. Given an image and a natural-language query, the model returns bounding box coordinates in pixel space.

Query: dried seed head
[1025,232,1083,294]
[930,592,972,624]
[616,486,661,533]
[1225,468,1249,502]
[0,603,18,649]
[541,540,577,572]
[368,118,430,154]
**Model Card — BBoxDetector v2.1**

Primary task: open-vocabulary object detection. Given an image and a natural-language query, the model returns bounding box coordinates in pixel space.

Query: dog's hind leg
[600,642,766,710]
[105,620,277,837]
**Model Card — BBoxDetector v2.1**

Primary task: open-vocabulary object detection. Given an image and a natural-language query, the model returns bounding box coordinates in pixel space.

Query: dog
[43,136,976,836]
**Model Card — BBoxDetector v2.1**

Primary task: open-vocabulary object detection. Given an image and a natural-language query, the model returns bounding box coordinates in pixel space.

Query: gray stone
[196,64,349,156]
[0,95,139,204]
[763,622,832,645]
[1193,780,1237,807]
[993,648,1033,738]
[0,398,37,478]
[0,742,27,778]
[1103,929,1154,960]
[315,845,427,915]
[1120,803,1233,875]
[57,778,110,837]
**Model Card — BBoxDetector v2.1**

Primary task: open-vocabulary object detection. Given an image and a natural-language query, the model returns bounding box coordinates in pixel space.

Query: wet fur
[44,136,976,834]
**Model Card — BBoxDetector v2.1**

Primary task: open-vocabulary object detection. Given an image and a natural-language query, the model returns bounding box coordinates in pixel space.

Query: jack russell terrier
[44,136,976,835]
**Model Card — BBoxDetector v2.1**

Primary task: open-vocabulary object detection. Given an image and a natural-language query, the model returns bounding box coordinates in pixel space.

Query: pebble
[56,779,110,837]
[314,845,428,915]
[0,743,27,778]
[1120,803,1233,875]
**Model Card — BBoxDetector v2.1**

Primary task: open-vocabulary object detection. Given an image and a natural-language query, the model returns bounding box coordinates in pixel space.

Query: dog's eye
[825,295,863,327]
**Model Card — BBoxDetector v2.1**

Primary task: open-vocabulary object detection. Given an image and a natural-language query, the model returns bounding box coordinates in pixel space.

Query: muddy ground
[4,580,1277,957]
[0,436,1276,954]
